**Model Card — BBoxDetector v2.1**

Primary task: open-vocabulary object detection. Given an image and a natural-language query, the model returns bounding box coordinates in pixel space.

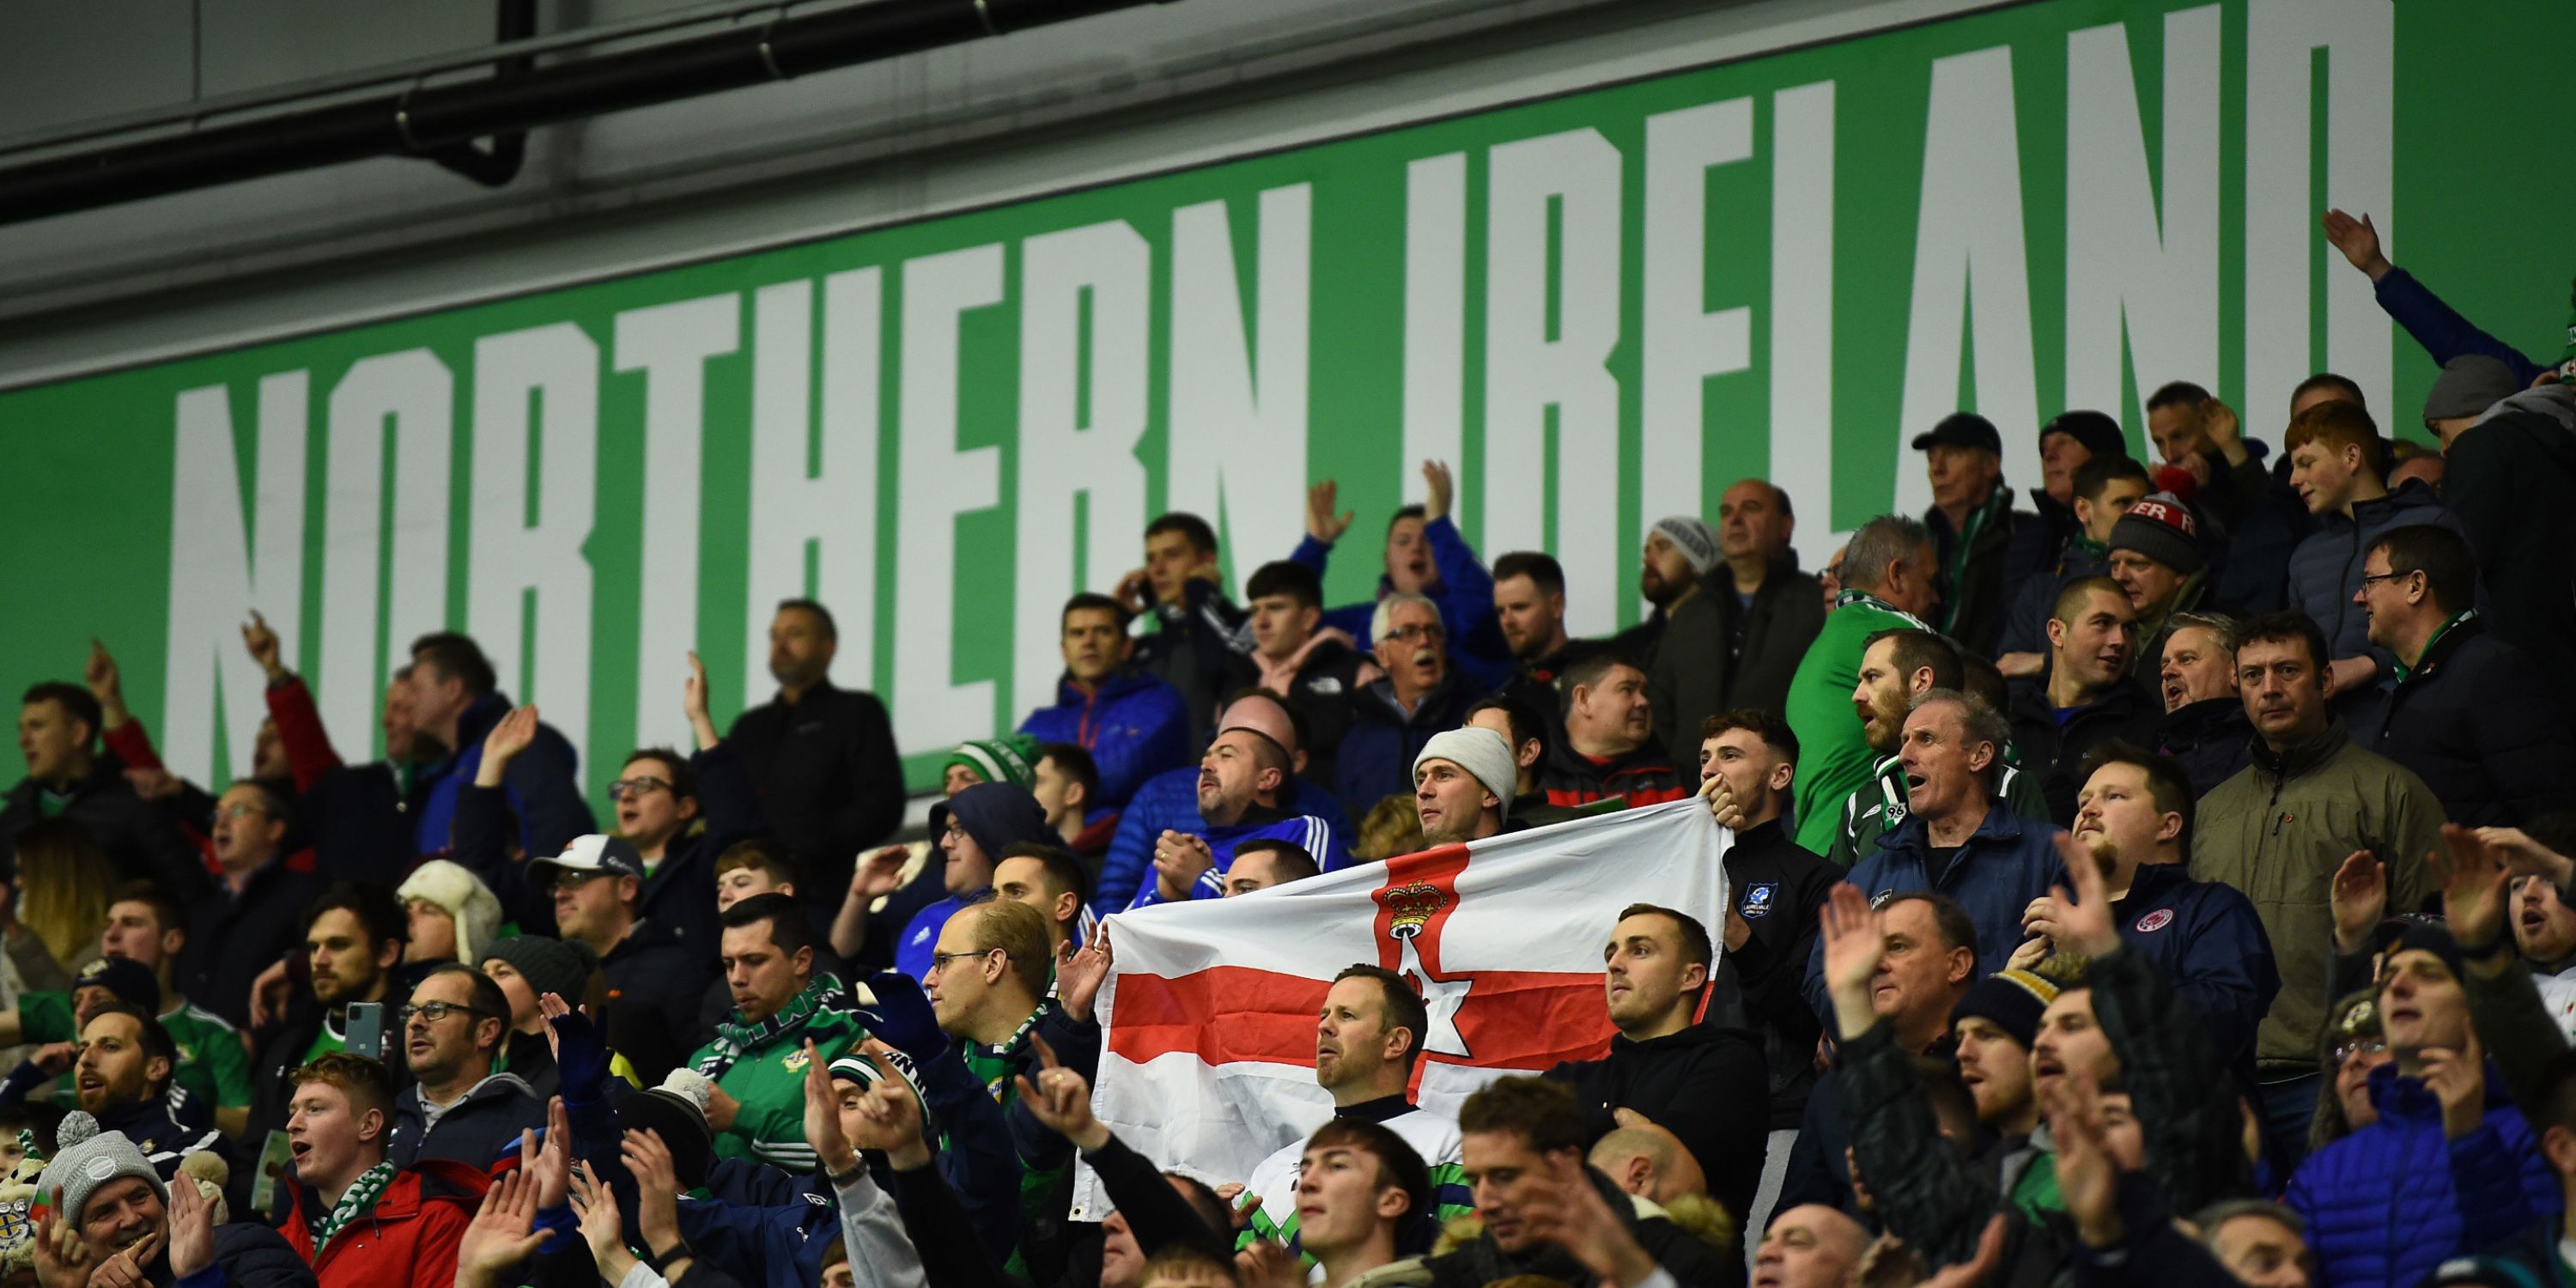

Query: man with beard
[2014,746,2278,1068]
[1538,654,1689,809]
[1825,630,2047,869]
[1654,493,1820,739]
[2005,580,2160,825]
[1127,726,1349,908]
[1238,965,1467,1254]
[2152,612,2253,798]
[1613,518,1720,669]
[46,1005,222,1177]
[32,1115,313,1288]
[236,883,410,1217]
[727,598,906,914]
[1334,595,1479,824]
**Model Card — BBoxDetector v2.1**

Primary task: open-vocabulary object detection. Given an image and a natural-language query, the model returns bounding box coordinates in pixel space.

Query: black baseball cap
[1911,411,2004,455]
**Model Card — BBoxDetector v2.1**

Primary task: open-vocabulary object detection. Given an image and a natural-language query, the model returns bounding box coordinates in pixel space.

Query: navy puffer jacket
[2282,1060,2558,1288]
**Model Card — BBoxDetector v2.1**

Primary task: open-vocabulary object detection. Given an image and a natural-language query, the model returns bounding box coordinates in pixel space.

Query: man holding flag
[1238,965,1470,1252]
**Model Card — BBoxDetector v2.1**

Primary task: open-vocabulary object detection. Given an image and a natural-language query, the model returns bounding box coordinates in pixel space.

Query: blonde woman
[7,819,112,989]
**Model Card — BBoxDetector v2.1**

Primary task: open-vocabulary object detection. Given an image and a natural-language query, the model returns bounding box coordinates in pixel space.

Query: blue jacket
[1096,768,1349,915]
[1333,675,1481,829]
[1018,669,1191,812]
[2377,266,2549,388]
[2284,1060,2559,1288]
[414,690,597,858]
[2101,861,2280,1070]
[2285,477,2478,675]
[1291,514,1510,690]
[1806,801,2067,1028]
[1126,806,1353,908]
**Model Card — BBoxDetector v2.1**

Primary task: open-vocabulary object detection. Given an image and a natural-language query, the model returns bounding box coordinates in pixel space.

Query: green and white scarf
[312,1161,396,1257]
[696,973,845,1078]
[1832,589,1932,630]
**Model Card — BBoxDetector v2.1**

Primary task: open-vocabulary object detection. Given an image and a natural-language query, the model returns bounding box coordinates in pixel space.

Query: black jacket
[2155,697,2253,800]
[179,856,325,1031]
[631,743,766,955]
[2004,680,2164,825]
[726,679,906,902]
[1543,1023,1771,1224]
[2444,397,2576,677]
[144,1223,319,1288]
[1332,674,1480,826]
[0,758,208,902]
[389,1072,549,1170]
[2367,616,2576,828]
[1534,737,1692,811]
[1705,557,1827,720]
[1712,821,1840,1129]
[1928,486,2026,658]
[600,919,713,1083]
[1135,580,1252,750]
[1234,636,1370,788]
[94,1096,224,1179]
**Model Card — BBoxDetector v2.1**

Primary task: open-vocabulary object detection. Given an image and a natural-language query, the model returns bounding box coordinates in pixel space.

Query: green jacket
[20,993,252,1118]
[1786,593,1930,854]
[1825,754,2051,869]
[687,973,878,1173]
[2188,722,2444,1074]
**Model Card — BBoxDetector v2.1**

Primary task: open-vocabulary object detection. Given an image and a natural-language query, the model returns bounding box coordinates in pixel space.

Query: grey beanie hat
[1413,727,1520,823]
[1651,517,1719,574]
[2423,355,2519,422]
[481,934,599,1006]
[38,1113,163,1225]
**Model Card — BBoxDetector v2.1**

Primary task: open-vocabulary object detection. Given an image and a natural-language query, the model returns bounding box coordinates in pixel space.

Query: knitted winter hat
[1950,969,2062,1050]
[2107,493,2202,575]
[481,934,599,1008]
[398,860,505,966]
[1413,728,1519,823]
[2372,914,2464,980]
[1650,517,1718,574]
[940,735,1041,793]
[2040,410,2128,461]
[37,1113,162,1226]
[2421,355,2519,422]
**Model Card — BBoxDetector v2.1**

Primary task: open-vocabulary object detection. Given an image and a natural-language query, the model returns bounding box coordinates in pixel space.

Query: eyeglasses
[2355,570,2414,590]
[607,777,671,801]
[1382,623,1445,644]
[2332,1038,2387,1067]
[926,948,1005,975]
[399,1002,496,1025]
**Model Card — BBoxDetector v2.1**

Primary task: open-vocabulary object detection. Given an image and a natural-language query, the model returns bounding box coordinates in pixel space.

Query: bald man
[1752,1204,1869,1288]
[1093,688,1353,914]
[1589,1121,1708,1206]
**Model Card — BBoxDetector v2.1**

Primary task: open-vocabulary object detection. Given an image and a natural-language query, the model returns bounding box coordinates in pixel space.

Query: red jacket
[283,1157,488,1288]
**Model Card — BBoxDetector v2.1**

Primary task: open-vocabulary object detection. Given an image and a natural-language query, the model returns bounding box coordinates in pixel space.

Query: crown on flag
[1377,881,1448,939]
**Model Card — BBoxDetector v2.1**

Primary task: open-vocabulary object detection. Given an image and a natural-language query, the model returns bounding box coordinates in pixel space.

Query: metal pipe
[428,0,538,189]
[0,0,1169,223]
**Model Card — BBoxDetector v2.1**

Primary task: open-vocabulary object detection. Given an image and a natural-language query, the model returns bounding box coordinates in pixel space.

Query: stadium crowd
[1,210,2573,1288]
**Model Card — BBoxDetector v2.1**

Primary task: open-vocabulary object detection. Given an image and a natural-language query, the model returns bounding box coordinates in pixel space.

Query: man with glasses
[175,779,323,1034]
[385,963,543,1169]
[532,834,708,1082]
[690,892,879,1171]
[1334,593,1479,824]
[468,653,757,951]
[2356,524,2576,827]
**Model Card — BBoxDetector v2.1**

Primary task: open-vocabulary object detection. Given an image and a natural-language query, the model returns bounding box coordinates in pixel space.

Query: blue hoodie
[412,690,596,858]
[1018,669,1191,811]
[1290,513,1511,690]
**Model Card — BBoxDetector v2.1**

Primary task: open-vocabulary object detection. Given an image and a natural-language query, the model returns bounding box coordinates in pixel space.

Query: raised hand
[240,612,286,682]
[1056,930,1112,1024]
[848,1045,933,1170]
[2320,209,2393,281]
[526,1097,572,1208]
[477,705,542,787]
[1306,479,1353,545]
[166,1173,218,1281]
[682,652,719,750]
[1421,460,1455,523]
[803,1039,861,1178]
[2330,850,2388,955]
[2432,825,2513,951]
[1012,1031,1109,1151]
[538,993,610,1101]
[457,1169,550,1288]
[621,1128,683,1253]
[568,1163,632,1276]
[2046,1073,2123,1251]
[1819,884,1886,1040]
[84,639,130,727]
[848,847,908,905]
[2420,1031,2488,1140]
[2474,826,2576,889]
[2043,831,2121,959]
[29,1187,90,1288]
[1517,1152,1656,1285]
[2201,397,2243,451]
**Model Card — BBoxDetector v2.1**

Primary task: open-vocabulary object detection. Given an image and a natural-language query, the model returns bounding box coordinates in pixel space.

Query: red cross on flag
[1071,799,1731,1218]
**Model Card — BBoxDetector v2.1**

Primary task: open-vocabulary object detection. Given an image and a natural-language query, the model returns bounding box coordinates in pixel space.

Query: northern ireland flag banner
[1070,799,1730,1218]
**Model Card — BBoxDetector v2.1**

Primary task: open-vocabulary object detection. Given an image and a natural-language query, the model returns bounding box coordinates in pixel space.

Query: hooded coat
[2365,614,2576,828]
[282,1157,489,1288]
[2444,385,2576,677]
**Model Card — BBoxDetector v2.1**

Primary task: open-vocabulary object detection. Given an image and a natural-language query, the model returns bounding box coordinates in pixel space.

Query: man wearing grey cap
[1914,411,2027,655]
[1612,516,1716,668]
[2422,353,2576,677]
[1411,727,1516,846]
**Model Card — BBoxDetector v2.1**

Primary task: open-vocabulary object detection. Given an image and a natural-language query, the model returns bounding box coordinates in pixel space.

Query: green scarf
[963,1002,1052,1102]
[696,973,844,1078]
[312,1161,397,1257]
[1833,590,1932,629]
[2392,610,2476,684]
[1936,486,2014,634]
